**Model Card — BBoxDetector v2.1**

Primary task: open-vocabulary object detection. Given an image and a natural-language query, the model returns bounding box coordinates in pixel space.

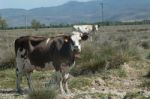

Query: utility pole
[25,15,27,31]
[100,1,104,24]
[24,15,27,31]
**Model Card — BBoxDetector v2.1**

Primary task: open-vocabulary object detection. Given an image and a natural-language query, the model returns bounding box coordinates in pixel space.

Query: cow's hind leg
[16,67,23,93]
[16,48,26,93]
[26,73,33,92]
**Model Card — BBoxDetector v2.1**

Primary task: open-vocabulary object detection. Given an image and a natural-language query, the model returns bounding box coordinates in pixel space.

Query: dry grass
[28,88,57,99]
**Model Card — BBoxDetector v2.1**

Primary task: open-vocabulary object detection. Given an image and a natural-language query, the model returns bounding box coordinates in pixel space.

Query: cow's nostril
[74,46,80,52]
[74,46,78,50]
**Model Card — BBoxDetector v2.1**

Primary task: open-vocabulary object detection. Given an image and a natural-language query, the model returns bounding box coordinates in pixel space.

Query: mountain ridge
[0,0,150,27]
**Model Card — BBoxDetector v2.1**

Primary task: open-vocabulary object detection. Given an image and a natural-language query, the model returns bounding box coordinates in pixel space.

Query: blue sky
[0,0,92,9]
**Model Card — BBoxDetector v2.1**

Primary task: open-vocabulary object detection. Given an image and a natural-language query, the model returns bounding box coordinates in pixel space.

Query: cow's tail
[14,38,20,56]
[28,40,34,52]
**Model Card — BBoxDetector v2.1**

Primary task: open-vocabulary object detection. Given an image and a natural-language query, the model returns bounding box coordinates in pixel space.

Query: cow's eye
[79,40,82,43]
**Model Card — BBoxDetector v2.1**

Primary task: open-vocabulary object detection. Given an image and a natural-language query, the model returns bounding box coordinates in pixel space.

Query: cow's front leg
[26,73,33,92]
[55,71,66,95]
[64,73,71,94]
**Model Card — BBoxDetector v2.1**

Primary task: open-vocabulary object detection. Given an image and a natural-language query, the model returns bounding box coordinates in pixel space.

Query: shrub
[140,41,150,49]
[146,53,150,59]
[124,91,147,99]
[28,89,57,99]
[71,39,140,76]
[141,80,150,88]
[145,71,150,78]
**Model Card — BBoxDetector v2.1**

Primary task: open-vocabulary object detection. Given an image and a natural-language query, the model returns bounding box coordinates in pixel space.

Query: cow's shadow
[0,89,28,95]
[0,89,16,94]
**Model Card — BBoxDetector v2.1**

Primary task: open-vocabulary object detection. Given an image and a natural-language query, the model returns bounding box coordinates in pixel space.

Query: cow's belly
[29,50,52,68]
[16,48,54,72]
[22,58,55,72]
[27,58,55,70]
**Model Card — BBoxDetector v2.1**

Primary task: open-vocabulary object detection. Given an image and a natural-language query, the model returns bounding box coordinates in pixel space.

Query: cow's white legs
[55,71,66,95]
[16,68,23,93]
[55,71,68,95]
[60,79,66,95]
[16,49,26,93]
[26,73,33,92]
[63,73,70,94]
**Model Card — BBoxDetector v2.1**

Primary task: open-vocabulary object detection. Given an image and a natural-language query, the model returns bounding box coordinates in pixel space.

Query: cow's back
[15,36,47,55]
[15,36,29,56]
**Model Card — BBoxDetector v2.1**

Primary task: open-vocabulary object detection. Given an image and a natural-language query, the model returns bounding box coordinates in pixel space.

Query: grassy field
[0,25,150,99]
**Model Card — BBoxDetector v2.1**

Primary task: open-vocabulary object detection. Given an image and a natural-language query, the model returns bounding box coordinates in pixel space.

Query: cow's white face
[73,25,98,34]
[71,32,82,52]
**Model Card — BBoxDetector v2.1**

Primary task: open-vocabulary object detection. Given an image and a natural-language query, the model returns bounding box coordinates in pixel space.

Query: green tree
[31,19,41,30]
[0,16,8,30]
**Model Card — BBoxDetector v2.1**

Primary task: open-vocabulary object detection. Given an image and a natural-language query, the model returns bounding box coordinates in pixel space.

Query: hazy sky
[0,0,92,9]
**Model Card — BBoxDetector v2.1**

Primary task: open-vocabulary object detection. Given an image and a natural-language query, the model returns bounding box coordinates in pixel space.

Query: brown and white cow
[73,25,98,34]
[14,25,98,95]
[73,25,98,41]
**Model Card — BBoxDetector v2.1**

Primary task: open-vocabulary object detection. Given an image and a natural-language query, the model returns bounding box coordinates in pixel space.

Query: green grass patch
[69,77,92,90]
[100,68,127,78]
[0,69,16,88]
[0,69,52,88]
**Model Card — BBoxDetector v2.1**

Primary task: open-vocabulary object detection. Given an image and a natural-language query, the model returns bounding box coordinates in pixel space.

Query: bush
[141,80,150,88]
[71,39,140,76]
[146,53,150,59]
[145,71,150,78]
[140,41,150,49]
[0,56,15,70]
[124,91,148,99]
[28,89,57,99]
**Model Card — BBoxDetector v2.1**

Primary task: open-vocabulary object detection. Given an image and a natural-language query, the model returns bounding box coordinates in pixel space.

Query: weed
[28,88,57,99]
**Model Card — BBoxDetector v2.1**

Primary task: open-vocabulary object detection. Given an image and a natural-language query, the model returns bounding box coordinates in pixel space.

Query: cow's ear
[81,34,88,41]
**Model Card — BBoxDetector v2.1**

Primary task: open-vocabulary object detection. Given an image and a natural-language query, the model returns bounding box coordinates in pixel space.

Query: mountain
[0,0,150,27]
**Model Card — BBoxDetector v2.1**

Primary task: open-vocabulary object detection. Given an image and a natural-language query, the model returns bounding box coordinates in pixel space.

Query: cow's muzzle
[73,46,81,58]
[73,46,80,53]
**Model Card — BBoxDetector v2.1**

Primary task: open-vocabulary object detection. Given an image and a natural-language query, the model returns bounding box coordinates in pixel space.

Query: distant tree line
[1,15,150,30]
[97,20,150,26]
[0,16,8,30]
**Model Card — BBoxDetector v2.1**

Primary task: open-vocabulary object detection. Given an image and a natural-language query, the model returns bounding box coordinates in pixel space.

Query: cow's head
[70,31,89,53]
[73,25,98,34]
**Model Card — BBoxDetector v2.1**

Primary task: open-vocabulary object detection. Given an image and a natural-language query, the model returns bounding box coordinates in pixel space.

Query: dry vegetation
[0,25,150,99]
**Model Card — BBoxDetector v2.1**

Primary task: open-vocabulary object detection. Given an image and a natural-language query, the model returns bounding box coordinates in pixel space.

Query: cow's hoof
[61,94,74,99]
[16,89,23,94]
[69,93,74,97]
